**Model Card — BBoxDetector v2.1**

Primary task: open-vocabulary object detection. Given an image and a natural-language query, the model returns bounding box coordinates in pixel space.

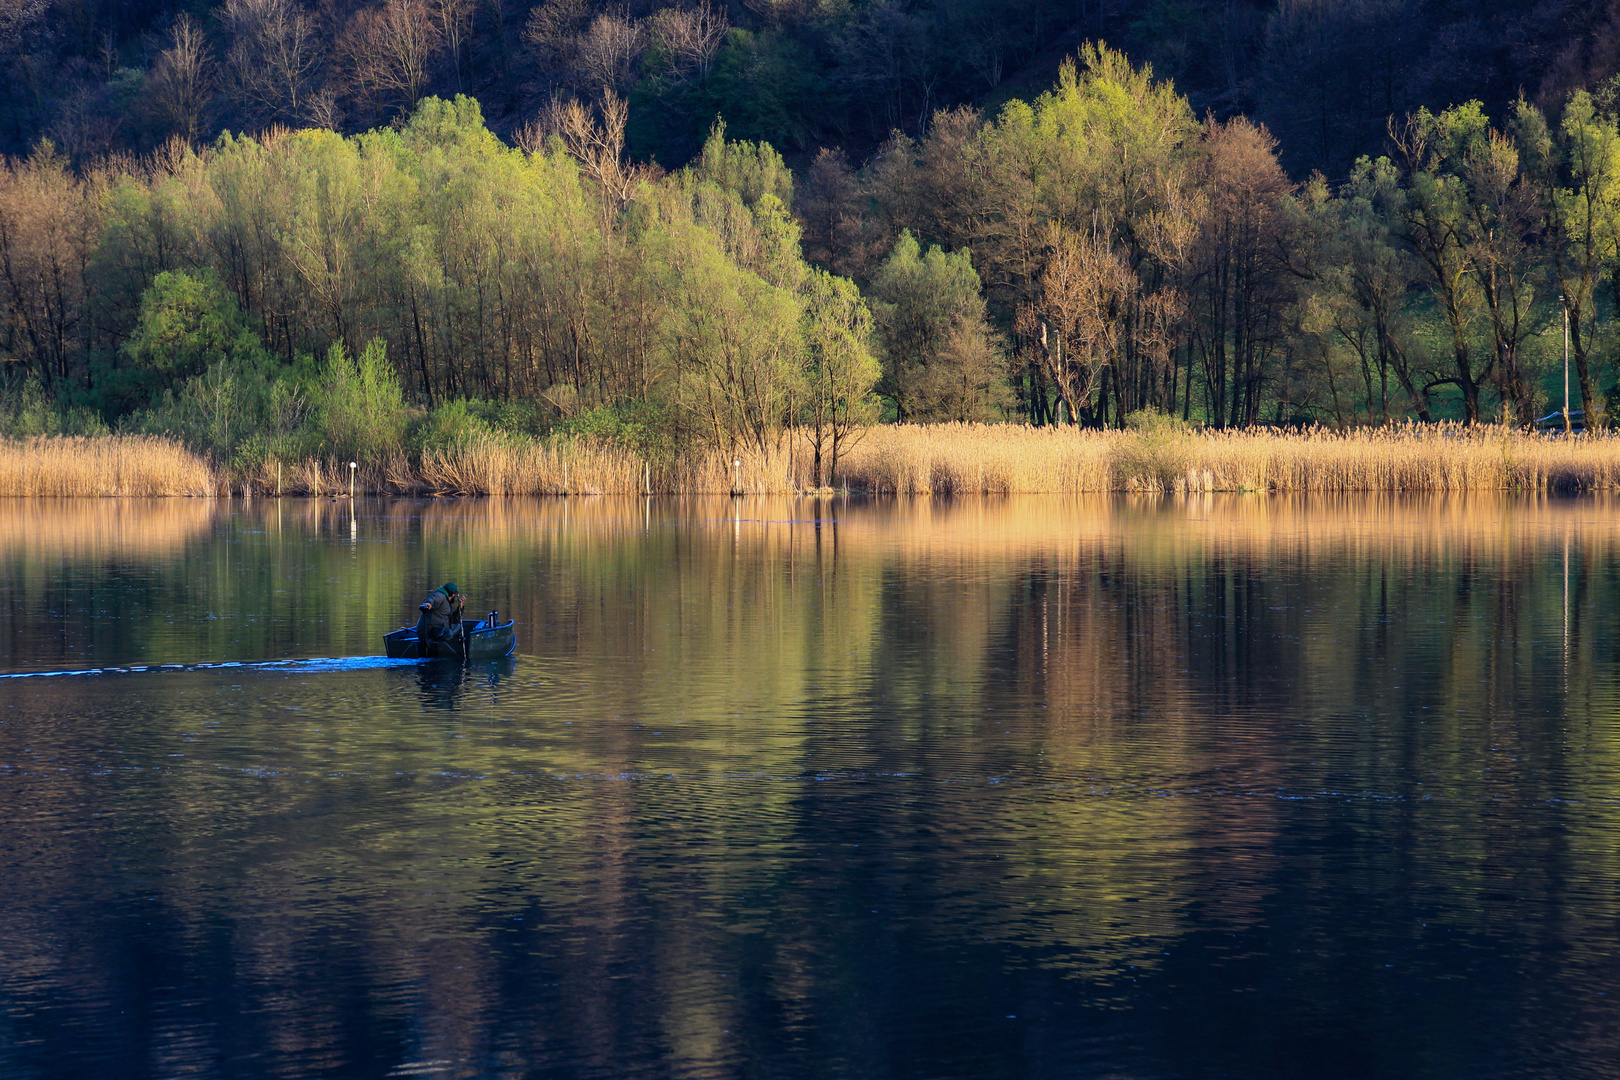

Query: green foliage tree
[665,220,804,457]
[1386,106,1495,424]
[110,269,270,417]
[19,49,1620,440]
[1517,92,1620,426]
[798,268,880,486]
[690,120,793,209]
[869,230,1000,421]
[1299,162,1427,424]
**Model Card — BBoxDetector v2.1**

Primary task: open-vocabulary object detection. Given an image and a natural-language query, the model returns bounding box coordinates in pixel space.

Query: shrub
[1119,408,1195,490]
[134,351,279,459]
[410,399,497,458]
[1,374,109,437]
[309,339,407,463]
[559,400,678,460]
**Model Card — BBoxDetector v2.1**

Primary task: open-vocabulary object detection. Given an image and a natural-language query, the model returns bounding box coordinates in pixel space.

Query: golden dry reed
[237,435,801,496]
[0,436,215,496]
[12,425,1620,496]
[835,423,1620,494]
[404,423,1620,496]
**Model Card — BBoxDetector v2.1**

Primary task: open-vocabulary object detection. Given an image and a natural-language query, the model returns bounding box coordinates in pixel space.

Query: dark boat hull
[384,619,516,661]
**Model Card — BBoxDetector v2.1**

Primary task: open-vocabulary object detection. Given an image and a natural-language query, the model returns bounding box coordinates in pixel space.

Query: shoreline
[5,423,1620,497]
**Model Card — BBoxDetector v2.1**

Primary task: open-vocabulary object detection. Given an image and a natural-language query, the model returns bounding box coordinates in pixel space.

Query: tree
[1388,105,1495,424]
[221,0,325,128]
[574,11,647,96]
[148,14,216,144]
[1027,224,1133,425]
[309,338,407,462]
[531,89,658,233]
[868,230,999,421]
[795,147,885,280]
[799,268,879,486]
[113,269,269,417]
[645,2,729,85]
[0,0,49,61]
[431,0,476,91]
[1188,115,1296,428]
[273,128,368,352]
[1518,91,1620,427]
[691,120,793,210]
[0,141,100,389]
[522,0,590,89]
[343,0,444,117]
[832,0,945,137]
[985,45,1202,421]
[1462,123,1540,425]
[1303,162,1428,423]
[919,322,1011,422]
[1257,0,1418,176]
[666,223,804,457]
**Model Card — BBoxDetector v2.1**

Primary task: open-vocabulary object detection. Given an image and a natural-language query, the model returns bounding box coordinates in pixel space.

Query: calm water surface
[1,495,1617,1079]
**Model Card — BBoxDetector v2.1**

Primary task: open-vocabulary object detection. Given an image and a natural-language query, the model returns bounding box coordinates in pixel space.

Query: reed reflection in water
[0,494,1617,1079]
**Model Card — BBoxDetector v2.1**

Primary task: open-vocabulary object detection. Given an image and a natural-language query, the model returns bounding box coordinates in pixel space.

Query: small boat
[384,612,516,661]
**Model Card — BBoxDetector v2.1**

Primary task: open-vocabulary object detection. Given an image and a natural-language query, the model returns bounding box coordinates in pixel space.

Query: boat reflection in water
[397,654,517,709]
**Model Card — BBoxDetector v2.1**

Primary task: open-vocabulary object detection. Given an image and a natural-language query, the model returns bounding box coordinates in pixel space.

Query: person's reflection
[400,656,515,709]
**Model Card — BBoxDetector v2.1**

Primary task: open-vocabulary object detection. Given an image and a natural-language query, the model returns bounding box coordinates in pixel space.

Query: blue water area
[1,495,1617,1079]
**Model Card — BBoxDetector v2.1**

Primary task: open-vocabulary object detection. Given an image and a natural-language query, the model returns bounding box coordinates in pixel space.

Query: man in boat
[415,582,465,649]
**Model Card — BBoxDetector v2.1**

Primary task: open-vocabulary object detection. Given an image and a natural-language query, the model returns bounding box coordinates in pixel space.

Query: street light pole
[1562,295,1571,434]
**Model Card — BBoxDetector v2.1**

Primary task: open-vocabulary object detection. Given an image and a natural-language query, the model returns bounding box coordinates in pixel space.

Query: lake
[1,495,1617,1079]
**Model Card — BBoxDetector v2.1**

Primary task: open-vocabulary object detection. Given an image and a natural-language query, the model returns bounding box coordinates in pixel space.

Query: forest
[8,0,1620,480]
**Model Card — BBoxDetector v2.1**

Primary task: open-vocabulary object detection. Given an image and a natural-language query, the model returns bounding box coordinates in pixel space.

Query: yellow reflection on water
[0,497,219,560]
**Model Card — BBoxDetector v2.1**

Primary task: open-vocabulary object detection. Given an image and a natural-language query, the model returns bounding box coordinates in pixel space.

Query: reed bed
[831,424,1116,493]
[12,425,1620,497]
[411,435,800,495]
[829,423,1620,493]
[0,435,215,496]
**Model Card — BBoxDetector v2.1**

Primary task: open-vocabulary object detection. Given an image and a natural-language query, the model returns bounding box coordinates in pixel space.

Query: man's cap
[443,582,459,594]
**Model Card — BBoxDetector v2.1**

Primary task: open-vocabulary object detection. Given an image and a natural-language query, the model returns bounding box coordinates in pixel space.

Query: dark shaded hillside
[4,0,1619,176]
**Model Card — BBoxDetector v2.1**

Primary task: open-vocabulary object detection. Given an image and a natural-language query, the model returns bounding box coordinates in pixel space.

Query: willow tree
[1387,102,1543,424]
[1517,91,1620,426]
[868,230,997,421]
[1301,159,1427,423]
[798,268,879,486]
[665,218,804,458]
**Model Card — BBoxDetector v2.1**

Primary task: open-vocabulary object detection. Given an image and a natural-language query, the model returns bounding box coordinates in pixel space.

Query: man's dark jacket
[416,587,463,640]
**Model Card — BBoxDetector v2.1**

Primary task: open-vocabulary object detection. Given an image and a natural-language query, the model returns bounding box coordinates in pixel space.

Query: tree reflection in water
[0,494,1616,1079]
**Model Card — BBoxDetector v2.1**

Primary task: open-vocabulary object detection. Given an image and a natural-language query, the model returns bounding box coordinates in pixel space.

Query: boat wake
[0,656,423,680]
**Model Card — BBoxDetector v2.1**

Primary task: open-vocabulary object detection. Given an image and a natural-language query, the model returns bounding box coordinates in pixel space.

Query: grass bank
[8,424,1620,496]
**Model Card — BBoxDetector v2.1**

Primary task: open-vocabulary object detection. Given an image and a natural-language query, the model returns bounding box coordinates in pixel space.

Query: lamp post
[1562,295,1571,434]
[349,461,357,499]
